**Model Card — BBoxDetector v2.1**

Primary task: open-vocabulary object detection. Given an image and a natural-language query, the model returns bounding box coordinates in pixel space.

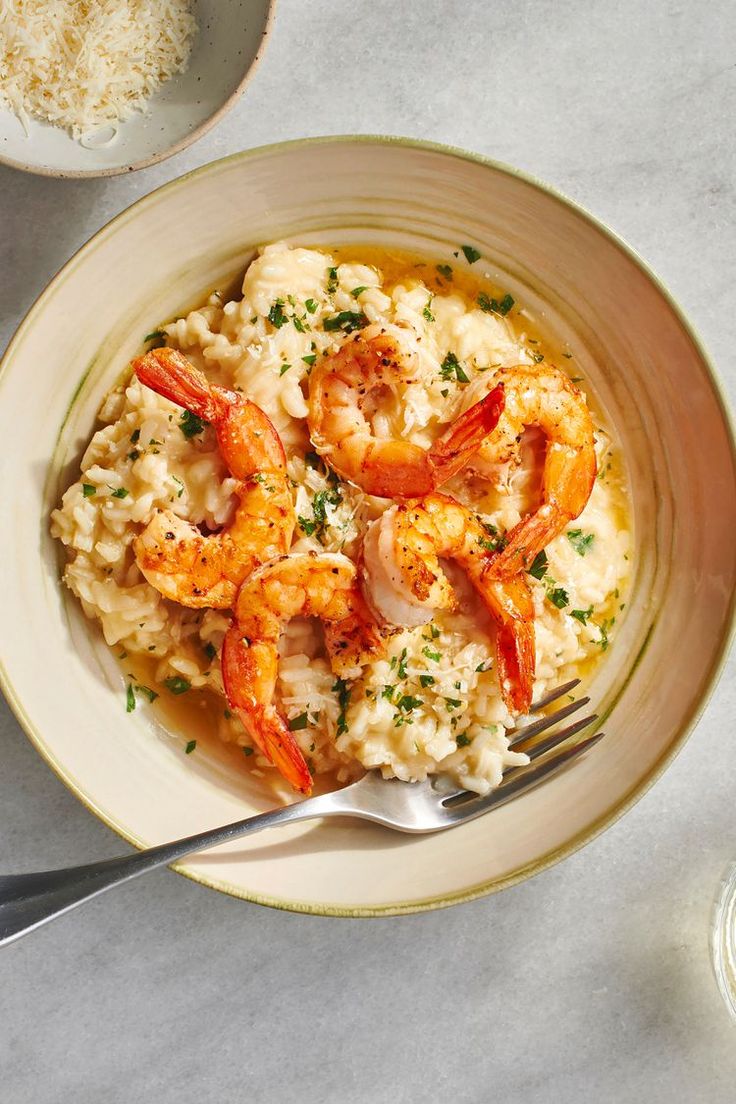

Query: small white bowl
[1,137,735,916]
[0,0,274,178]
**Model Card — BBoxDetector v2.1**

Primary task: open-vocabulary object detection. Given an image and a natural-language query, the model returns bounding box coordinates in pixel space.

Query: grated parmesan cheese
[0,0,198,141]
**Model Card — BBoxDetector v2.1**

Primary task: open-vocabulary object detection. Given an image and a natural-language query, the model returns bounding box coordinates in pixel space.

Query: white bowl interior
[0,0,273,177]
[0,139,734,913]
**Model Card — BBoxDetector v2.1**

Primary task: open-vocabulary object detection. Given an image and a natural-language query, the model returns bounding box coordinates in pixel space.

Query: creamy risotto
[51,242,630,797]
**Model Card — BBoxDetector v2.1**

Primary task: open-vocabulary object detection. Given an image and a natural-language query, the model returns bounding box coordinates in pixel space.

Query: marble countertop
[1,1,735,1100]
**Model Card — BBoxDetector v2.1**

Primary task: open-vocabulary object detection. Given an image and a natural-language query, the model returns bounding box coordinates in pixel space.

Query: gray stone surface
[1,1,735,1100]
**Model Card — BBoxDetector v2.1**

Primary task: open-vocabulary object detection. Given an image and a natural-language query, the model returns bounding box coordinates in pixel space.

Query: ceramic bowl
[1,137,734,916]
[0,1,274,178]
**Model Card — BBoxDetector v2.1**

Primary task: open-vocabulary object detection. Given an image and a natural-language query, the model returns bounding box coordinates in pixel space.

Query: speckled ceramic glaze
[0,1,274,178]
[1,137,734,915]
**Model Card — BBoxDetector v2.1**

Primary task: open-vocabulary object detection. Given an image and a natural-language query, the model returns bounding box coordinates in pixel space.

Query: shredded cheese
[0,0,198,141]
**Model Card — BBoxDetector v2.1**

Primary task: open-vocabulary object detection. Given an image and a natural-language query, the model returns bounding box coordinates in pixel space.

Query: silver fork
[0,680,600,945]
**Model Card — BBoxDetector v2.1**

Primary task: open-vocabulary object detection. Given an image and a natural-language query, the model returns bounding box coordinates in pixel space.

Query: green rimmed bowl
[1,136,734,915]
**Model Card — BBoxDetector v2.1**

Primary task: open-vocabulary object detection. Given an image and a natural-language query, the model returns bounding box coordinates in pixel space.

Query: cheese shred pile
[0,0,198,141]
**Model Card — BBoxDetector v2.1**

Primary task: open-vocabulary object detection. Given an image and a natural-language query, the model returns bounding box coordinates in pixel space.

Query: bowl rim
[0,0,277,180]
[2,133,735,916]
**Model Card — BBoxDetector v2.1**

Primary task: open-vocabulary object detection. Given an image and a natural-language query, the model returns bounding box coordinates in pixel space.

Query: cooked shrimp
[474,364,596,577]
[308,324,505,497]
[362,493,535,714]
[132,348,294,608]
[221,552,386,794]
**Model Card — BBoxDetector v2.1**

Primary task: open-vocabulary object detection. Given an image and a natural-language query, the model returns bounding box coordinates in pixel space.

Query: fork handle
[0,792,339,947]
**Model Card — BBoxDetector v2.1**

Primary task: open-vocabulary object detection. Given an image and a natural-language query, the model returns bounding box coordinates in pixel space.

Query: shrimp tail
[495,618,535,715]
[221,627,313,796]
[493,502,568,578]
[132,347,223,422]
[428,383,505,485]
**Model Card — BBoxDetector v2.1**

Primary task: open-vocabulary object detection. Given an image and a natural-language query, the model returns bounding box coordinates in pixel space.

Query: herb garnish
[302,354,317,367]
[528,550,548,580]
[305,299,318,314]
[203,642,217,662]
[461,245,481,264]
[439,352,470,383]
[423,297,435,322]
[456,732,472,748]
[478,292,514,316]
[110,487,129,499]
[333,677,350,735]
[185,740,197,755]
[351,286,368,298]
[436,264,453,280]
[288,712,310,731]
[323,310,368,334]
[82,483,96,498]
[268,300,288,329]
[144,329,166,348]
[179,410,208,439]
[164,676,191,695]
[571,606,593,624]
[125,684,136,713]
[567,529,595,556]
[279,363,291,376]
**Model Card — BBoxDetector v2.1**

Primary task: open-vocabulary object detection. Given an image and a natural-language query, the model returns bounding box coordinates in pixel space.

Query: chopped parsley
[298,483,343,541]
[439,352,470,383]
[171,475,184,499]
[242,746,254,756]
[144,329,166,348]
[456,732,472,748]
[478,292,514,316]
[351,286,368,298]
[127,449,140,462]
[461,245,481,264]
[302,354,317,367]
[445,698,462,711]
[546,585,569,609]
[436,263,453,280]
[528,550,548,580]
[279,363,291,376]
[333,677,350,735]
[110,487,129,499]
[288,711,310,731]
[125,684,136,713]
[185,740,197,755]
[531,351,544,363]
[164,676,191,695]
[305,298,318,314]
[268,300,288,329]
[293,315,307,333]
[323,310,368,334]
[571,606,594,624]
[422,645,440,663]
[423,297,435,322]
[135,684,159,703]
[82,483,96,498]
[419,674,435,688]
[203,642,217,662]
[397,695,423,713]
[397,648,409,680]
[130,428,141,444]
[567,529,595,556]
[179,410,208,438]
[327,266,339,293]
[597,618,614,651]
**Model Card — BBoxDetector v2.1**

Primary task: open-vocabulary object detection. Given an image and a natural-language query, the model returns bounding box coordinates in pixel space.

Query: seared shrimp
[308,325,505,497]
[475,364,596,577]
[362,493,535,714]
[221,552,385,794]
[132,348,295,608]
